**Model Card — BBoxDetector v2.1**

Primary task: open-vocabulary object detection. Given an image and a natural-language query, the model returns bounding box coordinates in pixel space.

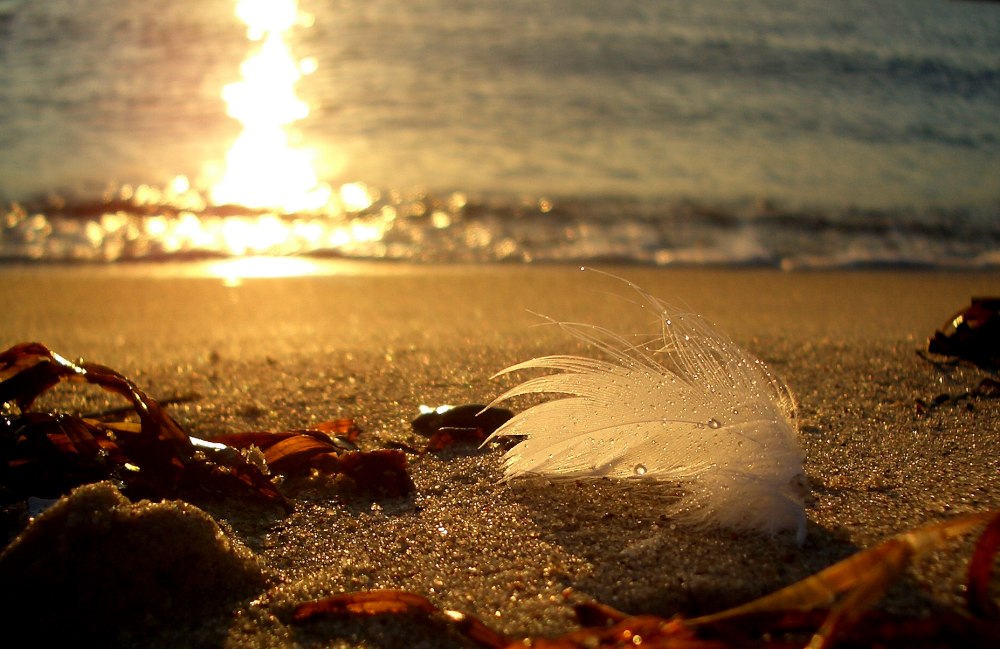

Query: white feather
[484,271,807,543]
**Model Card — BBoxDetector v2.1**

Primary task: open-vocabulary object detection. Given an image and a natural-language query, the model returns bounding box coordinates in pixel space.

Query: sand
[1,261,998,647]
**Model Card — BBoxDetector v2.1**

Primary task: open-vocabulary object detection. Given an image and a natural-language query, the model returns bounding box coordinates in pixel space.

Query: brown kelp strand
[968,510,1000,620]
[685,509,1000,648]
[0,342,289,509]
[218,430,414,497]
[0,342,422,513]
[914,377,1000,416]
[0,342,419,507]
[292,590,512,649]
[291,510,1000,649]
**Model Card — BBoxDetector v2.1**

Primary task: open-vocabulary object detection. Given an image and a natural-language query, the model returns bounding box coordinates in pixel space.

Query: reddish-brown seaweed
[1,343,417,505]
[1,342,288,508]
[291,510,1000,649]
[219,429,415,497]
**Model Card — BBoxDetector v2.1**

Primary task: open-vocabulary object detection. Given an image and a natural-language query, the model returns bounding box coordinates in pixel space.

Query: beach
[1,262,999,646]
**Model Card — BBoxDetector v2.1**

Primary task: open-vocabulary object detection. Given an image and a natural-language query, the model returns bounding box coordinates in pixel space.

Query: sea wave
[3,188,997,270]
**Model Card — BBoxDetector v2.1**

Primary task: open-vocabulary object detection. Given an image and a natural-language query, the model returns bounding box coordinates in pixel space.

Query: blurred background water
[1,0,998,267]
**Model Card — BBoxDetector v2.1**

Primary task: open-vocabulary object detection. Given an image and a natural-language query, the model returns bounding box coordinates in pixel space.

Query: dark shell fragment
[411,403,514,452]
[411,404,513,437]
[927,297,1000,367]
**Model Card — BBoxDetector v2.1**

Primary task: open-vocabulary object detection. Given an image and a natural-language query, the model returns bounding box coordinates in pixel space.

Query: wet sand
[1,262,999,646]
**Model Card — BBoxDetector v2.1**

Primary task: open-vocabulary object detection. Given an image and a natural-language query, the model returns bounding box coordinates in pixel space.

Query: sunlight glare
[212,0,332,214]
[237,0,297,38]
[207,256,324,285]
[339,182,375,212]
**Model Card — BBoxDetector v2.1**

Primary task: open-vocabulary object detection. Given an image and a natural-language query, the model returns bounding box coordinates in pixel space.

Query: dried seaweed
[292,590,511,648]
[0,343,416,508]
[219,429,414,497]
[0,342,289,509]
[291,509,1000,648]
[6,341,998,647]
[915,377,1000,416]
[968,509,1000,619]
[686,509,1000,648]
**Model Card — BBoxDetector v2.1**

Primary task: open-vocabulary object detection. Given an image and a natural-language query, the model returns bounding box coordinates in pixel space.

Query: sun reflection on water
[206,256,324,285]
[211,0,331,214]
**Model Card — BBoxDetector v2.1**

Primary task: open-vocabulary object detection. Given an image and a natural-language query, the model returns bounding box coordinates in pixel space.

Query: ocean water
[0,0,998,268]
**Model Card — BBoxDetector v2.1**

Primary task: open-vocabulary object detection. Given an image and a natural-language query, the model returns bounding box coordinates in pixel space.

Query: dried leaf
[218,429,358,455]
[261,435,339,474]
[524,615,718,649]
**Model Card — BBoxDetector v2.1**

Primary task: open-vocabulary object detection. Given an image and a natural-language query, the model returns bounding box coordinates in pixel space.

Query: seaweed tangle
[0,342,290,509]
[0,342,419,509]
[292,508,1000,648]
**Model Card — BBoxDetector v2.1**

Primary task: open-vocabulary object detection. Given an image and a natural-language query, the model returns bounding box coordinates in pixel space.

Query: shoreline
[1,262,998,646]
